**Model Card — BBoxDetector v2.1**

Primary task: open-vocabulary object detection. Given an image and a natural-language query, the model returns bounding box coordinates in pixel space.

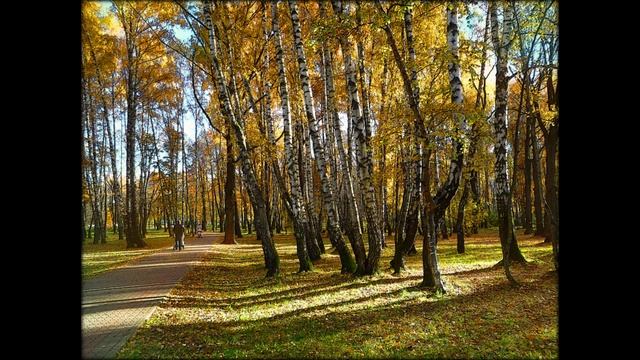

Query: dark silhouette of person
[173,221,185,251]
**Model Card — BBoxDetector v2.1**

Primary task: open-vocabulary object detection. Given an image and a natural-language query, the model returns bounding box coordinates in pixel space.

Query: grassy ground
[118,228,557,359]
[82,228,175,280]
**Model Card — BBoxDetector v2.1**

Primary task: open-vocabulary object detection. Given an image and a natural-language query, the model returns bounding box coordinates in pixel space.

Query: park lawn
[118,229,557,359]
[82,229,175,280]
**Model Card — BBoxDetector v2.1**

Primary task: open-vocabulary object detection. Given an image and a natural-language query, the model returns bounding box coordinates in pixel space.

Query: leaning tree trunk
[288,0,356,274]
[203,0,278,277]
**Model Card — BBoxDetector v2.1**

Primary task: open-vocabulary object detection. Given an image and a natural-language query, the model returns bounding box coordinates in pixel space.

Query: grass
[82,228,175,280]
[117,228,557,359]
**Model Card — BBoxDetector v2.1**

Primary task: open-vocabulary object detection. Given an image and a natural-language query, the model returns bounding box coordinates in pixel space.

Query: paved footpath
[82,233,219,359]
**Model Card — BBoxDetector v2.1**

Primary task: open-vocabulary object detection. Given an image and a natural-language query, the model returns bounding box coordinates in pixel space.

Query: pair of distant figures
[173,222,203,250]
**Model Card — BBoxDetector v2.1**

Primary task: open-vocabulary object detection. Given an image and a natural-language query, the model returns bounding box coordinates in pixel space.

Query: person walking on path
[173,221,185,251]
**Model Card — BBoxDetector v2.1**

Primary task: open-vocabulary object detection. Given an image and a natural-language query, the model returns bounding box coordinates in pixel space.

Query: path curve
[82,233,220,359]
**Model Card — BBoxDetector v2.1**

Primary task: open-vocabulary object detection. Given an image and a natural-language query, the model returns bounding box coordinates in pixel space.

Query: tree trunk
[456,180,470,254]
[288,0,356,274]
[123,11,145,248]
[530,111,545,236]
[81,67,88,244]
[543,123,558,246]
[489,2,523,285]
[234,195,242,237]
[332,0,383,275]
[86,35,124,241]
[375,0,451,291]
[299,125,322,260]
[523,113,534,234]
[273,1,313,271]
[222,134,236,244]
[421,150,445,293]
[204,1,279,277]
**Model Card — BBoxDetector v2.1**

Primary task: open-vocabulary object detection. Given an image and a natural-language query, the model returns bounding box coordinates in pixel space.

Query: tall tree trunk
[391,5,423,274]
[421,150,445,292]
[86,35,124,241]
[530,108,545,236]
[534,94,559,268]
[87,91,104,245]
[234,195,242,237]
[456,180,469,254]
[462,10,489,238]
[201,158,207,231]
[204,0,279,277]
[273,1,313,271]
[489,2,523,286]
[543,124,557,246]
[123,11,145,248]
[332,0,383,275]
[523,113,534,234]
[81,69,88,244]
[375,0,447,292]
[445,1,466,258]
[378,55,389,244]
[222,134,236,244]
[318,6,365,273]
[288,0,356,274]
[299,124,322,260]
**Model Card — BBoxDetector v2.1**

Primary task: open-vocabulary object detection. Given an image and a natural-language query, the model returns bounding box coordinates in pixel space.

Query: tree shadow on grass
[121,273,557,359]
[165,274,424,310]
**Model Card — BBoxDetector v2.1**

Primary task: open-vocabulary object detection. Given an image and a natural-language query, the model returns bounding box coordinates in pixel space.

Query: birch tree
[288,0,357,274]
